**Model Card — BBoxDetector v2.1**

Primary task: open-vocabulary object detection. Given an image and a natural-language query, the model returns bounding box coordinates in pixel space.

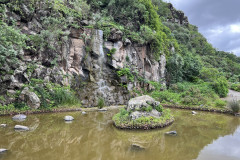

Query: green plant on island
[113,108,173,129]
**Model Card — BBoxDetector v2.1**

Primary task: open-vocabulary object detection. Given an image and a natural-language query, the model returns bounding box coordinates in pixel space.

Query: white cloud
[230,24,240,33]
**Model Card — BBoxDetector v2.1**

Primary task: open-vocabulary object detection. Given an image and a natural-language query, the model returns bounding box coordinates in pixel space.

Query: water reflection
[0,109,239,160]
[197,127,240,160]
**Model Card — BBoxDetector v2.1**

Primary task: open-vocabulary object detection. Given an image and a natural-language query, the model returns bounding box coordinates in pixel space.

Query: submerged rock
[130,143,145,152]
[0,149,7,153]
[82,111,87,115]
[0,124,7,127]
[192,111,197,115]
[165,131,177,135]
[64,116,74,121]
[12,114,27,121]
[14,125,29,131]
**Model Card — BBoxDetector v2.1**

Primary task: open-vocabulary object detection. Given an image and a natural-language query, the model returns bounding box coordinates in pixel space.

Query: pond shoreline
[162,104,235,115]
[0,104,238,116]
[0,106,124,117]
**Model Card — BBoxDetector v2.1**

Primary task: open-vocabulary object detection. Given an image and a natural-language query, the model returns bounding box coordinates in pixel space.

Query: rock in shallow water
[192,111,197,115]
[82,111,87,115]
[165,131,177,135]
[0,124,7,127]
[130,143,145,152]
[0,149,7,153]
[12,114,27,121]
[64,116,74,121]
[14,125,29,131]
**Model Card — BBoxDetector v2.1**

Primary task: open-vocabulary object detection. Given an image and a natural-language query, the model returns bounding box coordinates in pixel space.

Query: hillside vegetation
[0,0,240,112]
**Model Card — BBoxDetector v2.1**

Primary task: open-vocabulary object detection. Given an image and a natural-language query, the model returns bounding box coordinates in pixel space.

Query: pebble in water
[14,125,30,131]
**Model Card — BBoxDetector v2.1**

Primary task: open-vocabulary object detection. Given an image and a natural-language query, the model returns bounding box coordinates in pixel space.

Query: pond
[0,109,240,160]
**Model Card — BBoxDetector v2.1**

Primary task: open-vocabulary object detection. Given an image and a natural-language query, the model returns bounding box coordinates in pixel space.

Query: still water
[0,109,240,160]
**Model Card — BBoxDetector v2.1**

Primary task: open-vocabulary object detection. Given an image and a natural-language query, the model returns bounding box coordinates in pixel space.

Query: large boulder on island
[113,95,174,130]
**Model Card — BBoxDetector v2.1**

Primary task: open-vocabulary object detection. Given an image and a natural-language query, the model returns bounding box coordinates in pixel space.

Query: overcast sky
[163,0,240,56]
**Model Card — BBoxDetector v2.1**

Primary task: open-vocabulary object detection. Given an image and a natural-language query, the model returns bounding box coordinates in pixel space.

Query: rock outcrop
[167,3,189,26]
[0,3,168,107]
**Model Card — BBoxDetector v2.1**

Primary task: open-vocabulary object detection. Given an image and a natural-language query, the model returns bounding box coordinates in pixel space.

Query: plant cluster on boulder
[112,95,174,130]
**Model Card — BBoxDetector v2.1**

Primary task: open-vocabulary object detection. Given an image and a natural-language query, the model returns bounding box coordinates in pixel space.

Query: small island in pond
[113,95,174,130]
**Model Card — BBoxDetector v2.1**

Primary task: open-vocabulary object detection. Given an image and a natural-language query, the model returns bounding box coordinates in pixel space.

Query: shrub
[51,87,80,106]
[212,77,229,98]
[228,100,240,113]
[107,48,116,57]
[214,99,226,108]
[117,67,134,82]
[230,83,240,92]
[200,67,219,82]
[97,97,105,109]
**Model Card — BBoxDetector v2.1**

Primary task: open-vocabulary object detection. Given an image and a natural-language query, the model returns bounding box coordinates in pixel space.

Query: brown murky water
[0,109,240,160]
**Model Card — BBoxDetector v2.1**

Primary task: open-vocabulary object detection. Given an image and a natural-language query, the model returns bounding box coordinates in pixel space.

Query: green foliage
[107,48,116,57]
[228,100,240,113]
[151,90,180,104]
[97,97,105,109]
[212,77,229,98]
[117,67,134,82]
[155,104,163,112]
[166,54,184,83]
[150,81,224,107]
[141,106,153,112]
[182,52,202,81]
[0,104,15,112]
[0,22,28,68]
[112,108,130,124]
[214,99,226,108]
[112,107,173,128]
[28,78,80,109]
[200,67,220,82]
[230,83,240,92]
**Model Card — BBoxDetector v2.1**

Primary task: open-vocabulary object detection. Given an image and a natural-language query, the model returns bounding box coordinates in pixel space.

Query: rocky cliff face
[166,3,189,26]
[0,4,167,107]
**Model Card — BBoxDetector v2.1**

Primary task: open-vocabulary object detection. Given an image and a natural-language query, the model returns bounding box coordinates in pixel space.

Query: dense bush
[230,83,240,92]
[0,22,28,68]
[212,77,229,98]
[200,67,219,82]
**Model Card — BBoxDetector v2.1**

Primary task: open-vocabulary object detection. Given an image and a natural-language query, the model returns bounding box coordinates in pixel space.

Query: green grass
[150,81,226,108]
